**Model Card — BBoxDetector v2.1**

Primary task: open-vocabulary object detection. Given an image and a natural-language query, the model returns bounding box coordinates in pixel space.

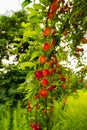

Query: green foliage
[22,0,32,8]
[52,90,87,130]
[13,0,87,129]
[0,65,26,106]
[0,102,29,130]
[0,10,28,65]
[0,90,87,130]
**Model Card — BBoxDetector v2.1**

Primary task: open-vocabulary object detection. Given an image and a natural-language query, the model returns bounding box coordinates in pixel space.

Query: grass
[0,89,87,130]
[0,102,29,130]
[52,89,87,130]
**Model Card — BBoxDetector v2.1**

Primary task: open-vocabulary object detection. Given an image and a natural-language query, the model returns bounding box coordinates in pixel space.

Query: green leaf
[33,3,43,10]
[29,51,44,61]
[27,8,38,17]
[20,62,35,69]
[13,37,21,41]
[22,0,32,8]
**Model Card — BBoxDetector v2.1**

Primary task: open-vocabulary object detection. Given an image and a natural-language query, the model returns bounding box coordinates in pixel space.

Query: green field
[0,89,87,130]
[52,89,87,130]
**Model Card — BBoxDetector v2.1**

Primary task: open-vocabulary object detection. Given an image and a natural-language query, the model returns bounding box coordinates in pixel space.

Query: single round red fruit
[30,122,36,128]
[75,47,80,52]
[61,76,66,82]
[82,36,87,44]
[48,85,56,90]
[61,83,66,89]
[49,108,54,113]
[42,109,47,114]
[59,7,64,13]
[36,123,41,129]
[51,29,56,35]
[79,48,84,52]
[38,55,47,64]
[28,101,31,105]
[35,70,43,80]
[39,89,48,98]
[32,127,37,130]
[42,69,50,77]
[41,78,49,86]
[42,42,51,51]
[28,106,32,112]
[43,27,51,37]
[36,104,40,109]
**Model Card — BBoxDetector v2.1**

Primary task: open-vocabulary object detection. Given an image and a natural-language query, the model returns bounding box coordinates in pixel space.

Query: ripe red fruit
[61,83,66,89]
[42,109,47,114]
[63,30,68,36]
[43,27,51,37]
[38,55,47,64]
[50,0,59,12]
[42,69,50,77]
[35,70,43,80]
[52,38,56,44]
[28,101,31,105]
[28,102,32,112]
[51,56,57,63]
[50,4,57,12]
[28,106,32,112]
[61,77,66,82]
[79,48,84,52]
[75,47,80,52]
[39,89,48,98]
[36,104,40,109]
[42,42,51,51]
[49,108,54,113]
[50,68,56,75]
[48,85,56,90]
[32,128,37,130]
[41,78,49,86]
[30,122,36,128]
[33,95,39,99]
[82,36,87,44]
[51,29,56,35]
[48,12,54,19]
[59,7,64,13]
[36,123,41,130]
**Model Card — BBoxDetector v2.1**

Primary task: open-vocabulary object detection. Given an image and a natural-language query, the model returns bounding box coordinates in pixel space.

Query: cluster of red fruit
[48,0,73,19]
[75,47,84,52]
[48,0,59,19]
[75,47,84,58]
[28,101,32,112]
[35,68,57,98]
[30,122,41,130]
[28,0,68,129]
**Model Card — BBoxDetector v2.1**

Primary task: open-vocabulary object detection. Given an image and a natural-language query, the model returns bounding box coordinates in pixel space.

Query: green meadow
[0,89,87,130]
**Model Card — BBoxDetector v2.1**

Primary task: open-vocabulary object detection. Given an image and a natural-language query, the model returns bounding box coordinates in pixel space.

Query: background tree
[0,10,28,66]
[0,10,28,106]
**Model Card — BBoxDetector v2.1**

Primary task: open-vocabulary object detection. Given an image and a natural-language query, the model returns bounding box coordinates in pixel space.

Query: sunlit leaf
[20,62,35,69]
[29,51,44,61]
[22,0,31,8]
